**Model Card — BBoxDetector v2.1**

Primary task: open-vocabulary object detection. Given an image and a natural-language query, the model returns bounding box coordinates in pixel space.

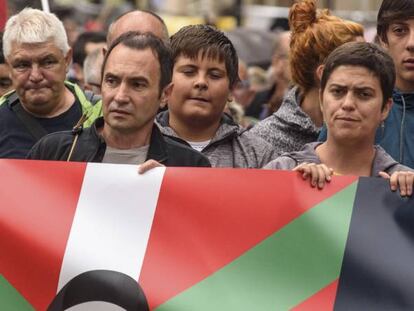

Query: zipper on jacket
[399,94,406,164]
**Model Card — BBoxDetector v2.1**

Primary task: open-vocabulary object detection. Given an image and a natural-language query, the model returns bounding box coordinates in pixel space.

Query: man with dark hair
[71,31,106,87]
[156,24,276,168]
[0,32,13,97]
[107,10,169,45]
[28,32,210,168]
[375,0,414,168]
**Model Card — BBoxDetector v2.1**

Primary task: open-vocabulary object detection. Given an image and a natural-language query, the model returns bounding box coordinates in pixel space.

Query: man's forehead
[105,46,159,73]
[175,52,226,67]
[389,18,414,25]
[10,40,63,55]
[111,13,164,40]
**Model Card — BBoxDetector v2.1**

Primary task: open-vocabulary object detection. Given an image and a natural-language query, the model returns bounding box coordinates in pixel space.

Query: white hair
[2,8,70,59]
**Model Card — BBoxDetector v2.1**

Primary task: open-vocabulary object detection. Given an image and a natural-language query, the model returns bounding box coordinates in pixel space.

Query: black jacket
[27,118,211,167]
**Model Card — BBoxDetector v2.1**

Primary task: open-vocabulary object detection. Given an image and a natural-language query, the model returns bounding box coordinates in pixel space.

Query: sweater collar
[92,117,169,164]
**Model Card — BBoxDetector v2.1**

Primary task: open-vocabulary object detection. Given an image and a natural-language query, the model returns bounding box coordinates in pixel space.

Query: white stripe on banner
[57,163,166,291]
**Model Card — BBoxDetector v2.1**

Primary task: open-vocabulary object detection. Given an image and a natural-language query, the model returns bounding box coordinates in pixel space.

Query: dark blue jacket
[375,90,414,168]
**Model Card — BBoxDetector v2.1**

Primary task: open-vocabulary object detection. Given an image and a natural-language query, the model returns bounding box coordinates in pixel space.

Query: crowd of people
[1,0,414,195]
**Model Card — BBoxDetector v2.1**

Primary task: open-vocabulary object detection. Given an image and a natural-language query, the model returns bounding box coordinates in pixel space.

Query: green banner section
[0,275,34,310]
[156,182,358,311]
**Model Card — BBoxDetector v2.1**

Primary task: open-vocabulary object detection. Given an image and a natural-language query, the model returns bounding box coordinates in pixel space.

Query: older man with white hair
[0,8,101,158]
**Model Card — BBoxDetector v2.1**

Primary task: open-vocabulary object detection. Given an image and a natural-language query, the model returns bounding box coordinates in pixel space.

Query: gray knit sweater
[156,111,277,168]
[264,142,412,176]
[250,86,320,156]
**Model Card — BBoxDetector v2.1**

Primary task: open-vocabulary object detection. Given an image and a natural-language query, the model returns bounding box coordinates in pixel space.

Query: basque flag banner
[0,159,413,310]
[0,0,7,31]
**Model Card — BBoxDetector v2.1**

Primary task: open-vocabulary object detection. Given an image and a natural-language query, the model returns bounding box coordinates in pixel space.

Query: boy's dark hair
[102,31,172,96]
[320,41,395,108]
[170,24,240,89]
[377,0,414,43]
[73,31,107,66]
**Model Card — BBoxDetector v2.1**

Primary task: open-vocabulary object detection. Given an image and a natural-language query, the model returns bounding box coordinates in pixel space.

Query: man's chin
[106,119,135,132]
[23,92,52,105]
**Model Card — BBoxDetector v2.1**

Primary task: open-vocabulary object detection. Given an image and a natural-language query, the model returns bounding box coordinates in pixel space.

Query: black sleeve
[26,132,73,161]
[26,140,44,160]
[197,154,211,167]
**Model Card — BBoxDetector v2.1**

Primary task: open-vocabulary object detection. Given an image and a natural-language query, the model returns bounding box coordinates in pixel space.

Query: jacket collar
[288,142,401,177]
[147,124,169,163]
[276,86,320,132]
[156,110,241,144]
[392,89,414,109]
[92,117,169,164]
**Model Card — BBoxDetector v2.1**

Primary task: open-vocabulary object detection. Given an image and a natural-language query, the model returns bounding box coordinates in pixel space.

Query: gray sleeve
[386,163,414,175]
[258,147,278,168]
[263,156,298,170]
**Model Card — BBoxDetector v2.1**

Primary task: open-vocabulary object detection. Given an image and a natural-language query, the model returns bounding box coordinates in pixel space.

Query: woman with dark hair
[265,42,414,196]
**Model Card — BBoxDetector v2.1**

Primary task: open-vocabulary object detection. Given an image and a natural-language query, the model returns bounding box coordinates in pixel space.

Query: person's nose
[28,64,43,83]
[194,73,208,91]
[113,81,129,104]
[406,27,414,52]
[341,92,356,111]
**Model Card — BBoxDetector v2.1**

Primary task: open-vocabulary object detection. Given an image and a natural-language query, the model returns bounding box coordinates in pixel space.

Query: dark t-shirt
[0,99,82,158]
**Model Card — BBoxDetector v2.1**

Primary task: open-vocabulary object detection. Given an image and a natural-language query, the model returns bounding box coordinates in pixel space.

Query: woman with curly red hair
[251,0,364,156]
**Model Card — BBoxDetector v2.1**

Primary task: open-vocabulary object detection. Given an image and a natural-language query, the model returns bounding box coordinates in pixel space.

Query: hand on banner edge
[293,162,333,189]
[138,160,165,174]
[379,171,414,197]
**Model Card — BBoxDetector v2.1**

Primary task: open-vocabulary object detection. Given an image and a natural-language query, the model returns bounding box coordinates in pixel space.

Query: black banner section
[48,270,149,311]
[335,177,414,310]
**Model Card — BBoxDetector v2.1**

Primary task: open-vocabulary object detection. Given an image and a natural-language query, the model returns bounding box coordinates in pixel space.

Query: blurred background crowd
[0,0,382,128]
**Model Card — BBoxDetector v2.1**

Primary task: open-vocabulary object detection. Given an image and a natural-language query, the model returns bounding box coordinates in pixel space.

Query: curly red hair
[289,0,364,93]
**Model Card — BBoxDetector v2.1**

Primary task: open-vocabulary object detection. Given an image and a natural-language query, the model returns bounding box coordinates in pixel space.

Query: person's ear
[64,48,73,70]
[227,84,236,102]
[381,98,393,121]
[164,82,173,97]
[72,63,84,85]
[160,82,173,107]
[316,65,324,82]
[319,89,328,123]
[378,35,389,49]
[319,88,324,111]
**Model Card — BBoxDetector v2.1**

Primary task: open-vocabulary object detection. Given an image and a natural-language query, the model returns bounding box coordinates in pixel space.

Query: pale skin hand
[138,160,165,174]
[379,171,414,197]
[293,162,334,189]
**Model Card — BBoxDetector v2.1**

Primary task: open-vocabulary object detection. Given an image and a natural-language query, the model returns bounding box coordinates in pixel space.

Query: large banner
[0,160,413,310]
[0,0,7,31]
